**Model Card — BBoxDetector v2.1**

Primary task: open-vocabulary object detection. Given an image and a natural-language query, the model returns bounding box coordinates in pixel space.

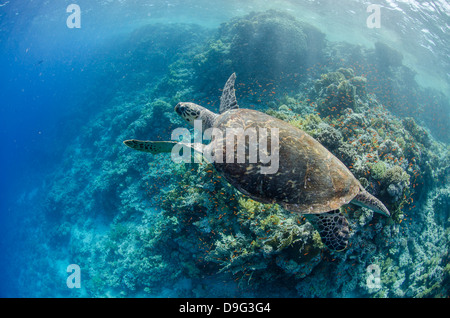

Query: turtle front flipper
[123,140,177,153]
[219,73,239,114]
[307,210,350,252]
[123,139,208,163]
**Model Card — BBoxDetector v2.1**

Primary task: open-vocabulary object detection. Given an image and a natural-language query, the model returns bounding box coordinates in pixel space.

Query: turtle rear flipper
[307,210,350,251]
[352,187,390,217]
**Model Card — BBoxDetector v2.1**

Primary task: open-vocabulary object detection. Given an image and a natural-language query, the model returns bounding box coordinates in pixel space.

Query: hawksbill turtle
[124,73,390,251]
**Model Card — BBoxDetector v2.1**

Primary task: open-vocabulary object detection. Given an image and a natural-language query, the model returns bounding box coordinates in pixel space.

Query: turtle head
[175,102,217,131]
[175,102,202,124]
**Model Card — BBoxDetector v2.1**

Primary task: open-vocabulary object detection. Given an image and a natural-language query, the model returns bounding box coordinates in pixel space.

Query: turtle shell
[210,109,361,214]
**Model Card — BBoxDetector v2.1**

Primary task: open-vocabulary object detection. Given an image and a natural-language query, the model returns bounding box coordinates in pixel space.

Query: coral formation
[313,68,362,117]
[192,10,326,93]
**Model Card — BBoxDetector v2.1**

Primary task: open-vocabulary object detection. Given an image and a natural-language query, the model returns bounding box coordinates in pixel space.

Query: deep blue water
[0,0,449,298]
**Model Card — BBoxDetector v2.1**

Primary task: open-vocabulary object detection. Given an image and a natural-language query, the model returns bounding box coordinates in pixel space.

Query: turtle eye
[184,109,198,119]
[190,110,200,119]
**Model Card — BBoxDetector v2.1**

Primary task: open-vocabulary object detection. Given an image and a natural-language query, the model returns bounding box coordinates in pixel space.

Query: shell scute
[212,109,360,214]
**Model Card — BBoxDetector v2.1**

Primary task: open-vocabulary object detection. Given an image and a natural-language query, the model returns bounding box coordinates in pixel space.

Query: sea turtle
[124,73,390,251]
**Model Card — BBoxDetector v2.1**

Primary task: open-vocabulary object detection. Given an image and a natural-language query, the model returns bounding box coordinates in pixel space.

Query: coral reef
[374,42,404,71]
[192,10,326,93]
[313,68,368,117]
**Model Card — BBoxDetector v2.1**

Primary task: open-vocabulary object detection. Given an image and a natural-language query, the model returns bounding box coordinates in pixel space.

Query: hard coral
[194,10,325,91]
[314,68,365,117]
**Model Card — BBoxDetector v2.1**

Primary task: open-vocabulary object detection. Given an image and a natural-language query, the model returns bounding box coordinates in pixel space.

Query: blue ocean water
[0,0,448,298]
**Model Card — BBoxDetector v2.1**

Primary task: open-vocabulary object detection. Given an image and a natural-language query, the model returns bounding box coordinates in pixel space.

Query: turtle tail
[307,210,350,252]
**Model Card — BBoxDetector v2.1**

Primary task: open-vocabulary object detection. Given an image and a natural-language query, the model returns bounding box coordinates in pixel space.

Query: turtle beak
[175,103,183,115]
